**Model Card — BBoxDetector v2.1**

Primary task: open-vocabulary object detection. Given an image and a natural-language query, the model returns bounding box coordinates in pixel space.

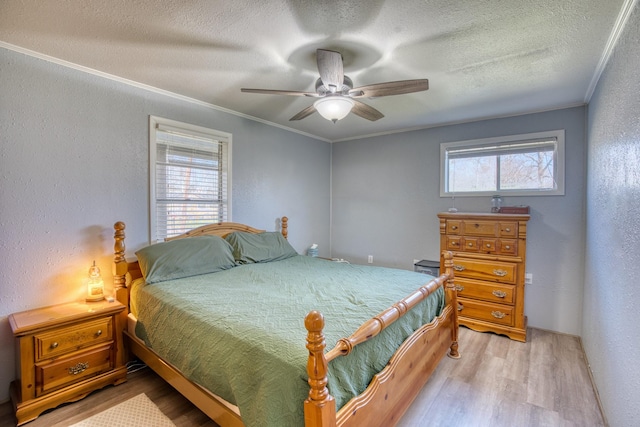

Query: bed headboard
[113,216,288,293]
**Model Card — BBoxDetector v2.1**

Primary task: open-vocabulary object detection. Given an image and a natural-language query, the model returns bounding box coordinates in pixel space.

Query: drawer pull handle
[455,284,464,292]
[491,311,506,319]
[492,290,507,298]
[96,329,103,336]
[457,303,464,312]
[68,362,89,375]
[493,269,508,277]
[453,265,465,272]
[51,342,59,349]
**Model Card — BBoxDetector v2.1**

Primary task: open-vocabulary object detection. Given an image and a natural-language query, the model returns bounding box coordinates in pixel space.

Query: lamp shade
[314,96,354,123]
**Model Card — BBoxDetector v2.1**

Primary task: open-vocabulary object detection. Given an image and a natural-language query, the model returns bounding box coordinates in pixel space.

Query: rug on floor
[69,393,176,427]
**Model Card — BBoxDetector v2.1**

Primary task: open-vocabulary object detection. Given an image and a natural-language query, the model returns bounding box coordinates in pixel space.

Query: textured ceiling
[0,0,629,141]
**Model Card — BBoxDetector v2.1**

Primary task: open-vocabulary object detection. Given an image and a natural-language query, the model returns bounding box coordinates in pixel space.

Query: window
[440,130,564,197]
[149,116,231,242]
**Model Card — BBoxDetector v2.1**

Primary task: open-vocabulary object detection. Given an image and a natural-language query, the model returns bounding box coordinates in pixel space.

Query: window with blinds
[440,130,564,197]
[150,116,231,242]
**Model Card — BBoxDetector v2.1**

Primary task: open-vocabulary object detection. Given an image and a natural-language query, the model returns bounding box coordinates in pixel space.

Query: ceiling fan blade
[289,104,317,121]
[241,88,319,97]
[316,49,344,93]
[351,100,384,121]
[349,79,429,98]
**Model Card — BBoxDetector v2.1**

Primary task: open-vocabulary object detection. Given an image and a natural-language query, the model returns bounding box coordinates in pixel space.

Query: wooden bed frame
[113,217,460,427]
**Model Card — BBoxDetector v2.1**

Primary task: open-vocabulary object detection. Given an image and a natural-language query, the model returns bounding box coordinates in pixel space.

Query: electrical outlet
[368,255,373,264]
[525,273,533,285]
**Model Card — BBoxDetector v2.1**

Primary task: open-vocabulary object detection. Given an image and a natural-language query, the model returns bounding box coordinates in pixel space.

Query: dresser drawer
[453,257,517,284]
[446,236,462,251]
[457,298,515,326]
[450,236,518,256]
[36,344,114,396]
[453,277,515,305]
[461,220,498,236]
[498,222,518,238]
[467,238,499,254]
[35,318,112,361]
[446,220,462,235]
[498,239,517,255]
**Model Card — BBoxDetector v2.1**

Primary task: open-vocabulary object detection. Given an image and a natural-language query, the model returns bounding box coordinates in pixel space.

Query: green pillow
[225,231,298,264]
[136,235,236,283]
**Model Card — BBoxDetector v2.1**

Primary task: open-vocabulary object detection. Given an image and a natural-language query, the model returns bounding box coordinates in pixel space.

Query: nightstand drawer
[457,298,515,326]
[453,257,517,284]
[36,344,113,396]
[35,318,112,361]
[453,277,515,305]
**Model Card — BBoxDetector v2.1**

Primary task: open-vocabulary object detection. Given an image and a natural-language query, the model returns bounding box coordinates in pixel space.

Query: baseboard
[577,336,609,427]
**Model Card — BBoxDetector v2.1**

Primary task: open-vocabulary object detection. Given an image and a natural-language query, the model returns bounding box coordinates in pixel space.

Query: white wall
[331,106,587,336]
[0,47,331,402]
[584,2,640,425]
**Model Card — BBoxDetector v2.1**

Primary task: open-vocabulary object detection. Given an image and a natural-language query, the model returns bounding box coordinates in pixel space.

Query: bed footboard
[304,251,458,427]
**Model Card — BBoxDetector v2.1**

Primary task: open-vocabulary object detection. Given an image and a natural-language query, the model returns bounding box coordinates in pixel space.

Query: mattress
[130,255,444,427]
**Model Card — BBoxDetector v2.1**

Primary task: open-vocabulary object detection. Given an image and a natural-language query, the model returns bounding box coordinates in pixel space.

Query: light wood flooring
[0,327,606,427]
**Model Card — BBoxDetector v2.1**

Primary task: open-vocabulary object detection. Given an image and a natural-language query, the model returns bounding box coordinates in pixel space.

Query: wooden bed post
[113,221,130,364]
[443,251,460,359]
[281,216,288,239]
[113,222,128,306]
[304,311,336,427]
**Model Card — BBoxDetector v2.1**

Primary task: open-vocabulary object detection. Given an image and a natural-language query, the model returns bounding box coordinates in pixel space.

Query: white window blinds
[150,117,231,241]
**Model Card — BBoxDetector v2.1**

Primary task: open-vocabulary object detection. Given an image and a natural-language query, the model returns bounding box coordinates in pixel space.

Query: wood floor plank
[0,327,605,427]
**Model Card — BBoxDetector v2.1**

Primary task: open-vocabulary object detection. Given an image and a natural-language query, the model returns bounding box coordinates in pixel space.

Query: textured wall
[331,106,587,335]
[0,47,330,403]
[584,3,640,425]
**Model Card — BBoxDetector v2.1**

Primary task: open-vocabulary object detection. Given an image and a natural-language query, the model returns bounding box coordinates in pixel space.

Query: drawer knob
[453,264,465,272]
[452,241,459,246]
[454,284,464,292]
[505,245,511,250]
[467,243,473,247]
[505,228,511,232]
[486,243,491,248]
[493,269,508,277]
[68,362,89,375]
[491,311,506,319]
[51,342,59,349]
[457,303,464,312]
[492,290,507,298]
[96,329,103,336]
[451,226,458,230]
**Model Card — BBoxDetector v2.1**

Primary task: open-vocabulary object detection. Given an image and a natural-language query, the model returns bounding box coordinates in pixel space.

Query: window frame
[149,116,232,243]
[440,130,565,197]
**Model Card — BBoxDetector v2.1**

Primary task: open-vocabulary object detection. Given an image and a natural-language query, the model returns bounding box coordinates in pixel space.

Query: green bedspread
[131,255,444,427]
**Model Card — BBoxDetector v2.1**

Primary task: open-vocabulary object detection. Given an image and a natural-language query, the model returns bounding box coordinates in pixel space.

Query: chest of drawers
[438,212,530,341]
[9,300,127,425]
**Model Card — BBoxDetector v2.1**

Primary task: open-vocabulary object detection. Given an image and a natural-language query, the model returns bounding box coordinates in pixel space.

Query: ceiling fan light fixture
[314,96,354,123]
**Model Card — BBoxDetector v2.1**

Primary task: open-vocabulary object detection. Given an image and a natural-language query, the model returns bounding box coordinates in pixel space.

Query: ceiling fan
[241,49,429,123]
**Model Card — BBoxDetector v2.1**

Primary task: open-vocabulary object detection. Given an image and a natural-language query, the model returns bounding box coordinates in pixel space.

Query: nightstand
[9,300,128,425]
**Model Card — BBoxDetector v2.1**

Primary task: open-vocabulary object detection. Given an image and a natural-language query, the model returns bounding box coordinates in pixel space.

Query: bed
[112,217,459,427]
